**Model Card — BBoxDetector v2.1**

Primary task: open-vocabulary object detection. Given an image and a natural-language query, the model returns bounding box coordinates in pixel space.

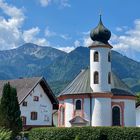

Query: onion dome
[90,15,111,44]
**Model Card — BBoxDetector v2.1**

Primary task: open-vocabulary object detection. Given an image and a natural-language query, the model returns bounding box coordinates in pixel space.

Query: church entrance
[112,106,121,126]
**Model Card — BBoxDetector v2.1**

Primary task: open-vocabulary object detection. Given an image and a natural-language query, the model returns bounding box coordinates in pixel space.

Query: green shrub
[29,126,140,140]
[0,128,11,140]
[75,135,80,140]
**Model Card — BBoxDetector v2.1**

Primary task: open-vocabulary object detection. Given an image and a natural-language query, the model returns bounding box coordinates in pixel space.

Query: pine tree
[0,82,22,138]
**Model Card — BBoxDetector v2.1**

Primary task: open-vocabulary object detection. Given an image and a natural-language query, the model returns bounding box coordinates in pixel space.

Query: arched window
[75,100,81,110]
[108,72,111,84]
[112,106,121,126]
[21,116,26,126]
[94,51,99,62]
[94,71,99,84]
[108,52,111,62]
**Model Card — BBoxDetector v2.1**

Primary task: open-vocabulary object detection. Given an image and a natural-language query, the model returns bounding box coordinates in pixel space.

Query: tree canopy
[0,82,22,139]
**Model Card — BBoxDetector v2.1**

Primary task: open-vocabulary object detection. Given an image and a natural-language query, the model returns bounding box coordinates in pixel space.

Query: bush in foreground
[29,127,140,140]
[0,128,11,140]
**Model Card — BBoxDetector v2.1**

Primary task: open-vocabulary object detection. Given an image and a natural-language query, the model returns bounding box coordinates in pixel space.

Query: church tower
[89,15,112,93]
[89,15,113,126]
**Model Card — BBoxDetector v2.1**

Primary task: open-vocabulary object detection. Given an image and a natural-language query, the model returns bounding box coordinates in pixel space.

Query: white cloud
[111,19,140,52]
[82,31,90,35]
[0,0,24,49]
[0,0,24,21]
[116,26,128,32]
[74,40,80,47]
[23,27,50,46]
[60,34,71,40]
[111,19,140,61]
[45,27,70,41]
[116,27,123,32]
[39,0,51,7]
[60,0,71,7]
[83,36,93,47]
[0,0,50,50]
[57,46,74,53]
[23,27,40,42]
[39,0,71,8]
[45,27,56,37]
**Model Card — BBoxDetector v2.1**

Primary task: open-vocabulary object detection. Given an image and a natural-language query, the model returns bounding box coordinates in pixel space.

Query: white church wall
[20,84,52,126]
[92,97,112,126]
[84,98,90,123]
[64,99,73,127]
[90,47,111,92]
[136,106,140,127]
[112,99,136,126]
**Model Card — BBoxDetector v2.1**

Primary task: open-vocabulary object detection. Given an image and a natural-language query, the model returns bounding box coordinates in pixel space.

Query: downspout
[90,94,92,126]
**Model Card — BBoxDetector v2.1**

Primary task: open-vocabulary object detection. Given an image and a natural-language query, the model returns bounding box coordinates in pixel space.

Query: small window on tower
[108,72,111,84]
[94,71,99,84]
[108,52,111,62]
[94,51,99,62]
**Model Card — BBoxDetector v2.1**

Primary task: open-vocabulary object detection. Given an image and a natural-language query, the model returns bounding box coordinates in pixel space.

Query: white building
[136,103,140,126]
[0,77,58,129]
[58,16,136,127]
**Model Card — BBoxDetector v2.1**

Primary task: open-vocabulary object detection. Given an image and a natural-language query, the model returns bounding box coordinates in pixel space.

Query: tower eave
[89,41,113,49]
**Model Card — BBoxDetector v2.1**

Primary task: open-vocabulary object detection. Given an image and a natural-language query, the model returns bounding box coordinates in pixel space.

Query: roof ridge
[58,69,87,96]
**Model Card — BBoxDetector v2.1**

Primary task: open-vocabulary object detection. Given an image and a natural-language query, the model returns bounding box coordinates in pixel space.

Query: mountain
[35,46,90,82]
[0,43,139,95]
[0,43,66,80]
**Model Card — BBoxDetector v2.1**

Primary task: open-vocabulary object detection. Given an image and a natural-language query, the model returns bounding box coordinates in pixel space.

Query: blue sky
[0,0,140,61]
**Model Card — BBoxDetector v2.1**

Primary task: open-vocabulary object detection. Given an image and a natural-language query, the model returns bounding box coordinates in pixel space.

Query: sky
[0,0,140,61]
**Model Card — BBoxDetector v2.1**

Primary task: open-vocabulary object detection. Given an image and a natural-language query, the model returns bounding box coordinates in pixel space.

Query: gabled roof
[0,77,58,109]
[60,69,93,95]
[59,68,134,97]
[69,116,88,124]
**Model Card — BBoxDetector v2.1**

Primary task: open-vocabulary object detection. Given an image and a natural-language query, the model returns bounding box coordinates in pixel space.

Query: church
[58,16,136,127]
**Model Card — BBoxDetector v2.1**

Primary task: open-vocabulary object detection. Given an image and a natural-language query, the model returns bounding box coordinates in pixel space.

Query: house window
[21,116,26,126]
[94,51,99,62]
[108,52,111,62]
[31,112,38,120]
[108,72,111,84]
[94,71,99,84]
[112,106,121,126]
[22,101,27,106]
[75,100,82,110]
[33,96,39,101]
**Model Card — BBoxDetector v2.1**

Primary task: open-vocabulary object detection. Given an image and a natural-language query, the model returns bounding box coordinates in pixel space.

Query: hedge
[29,127,140,140]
